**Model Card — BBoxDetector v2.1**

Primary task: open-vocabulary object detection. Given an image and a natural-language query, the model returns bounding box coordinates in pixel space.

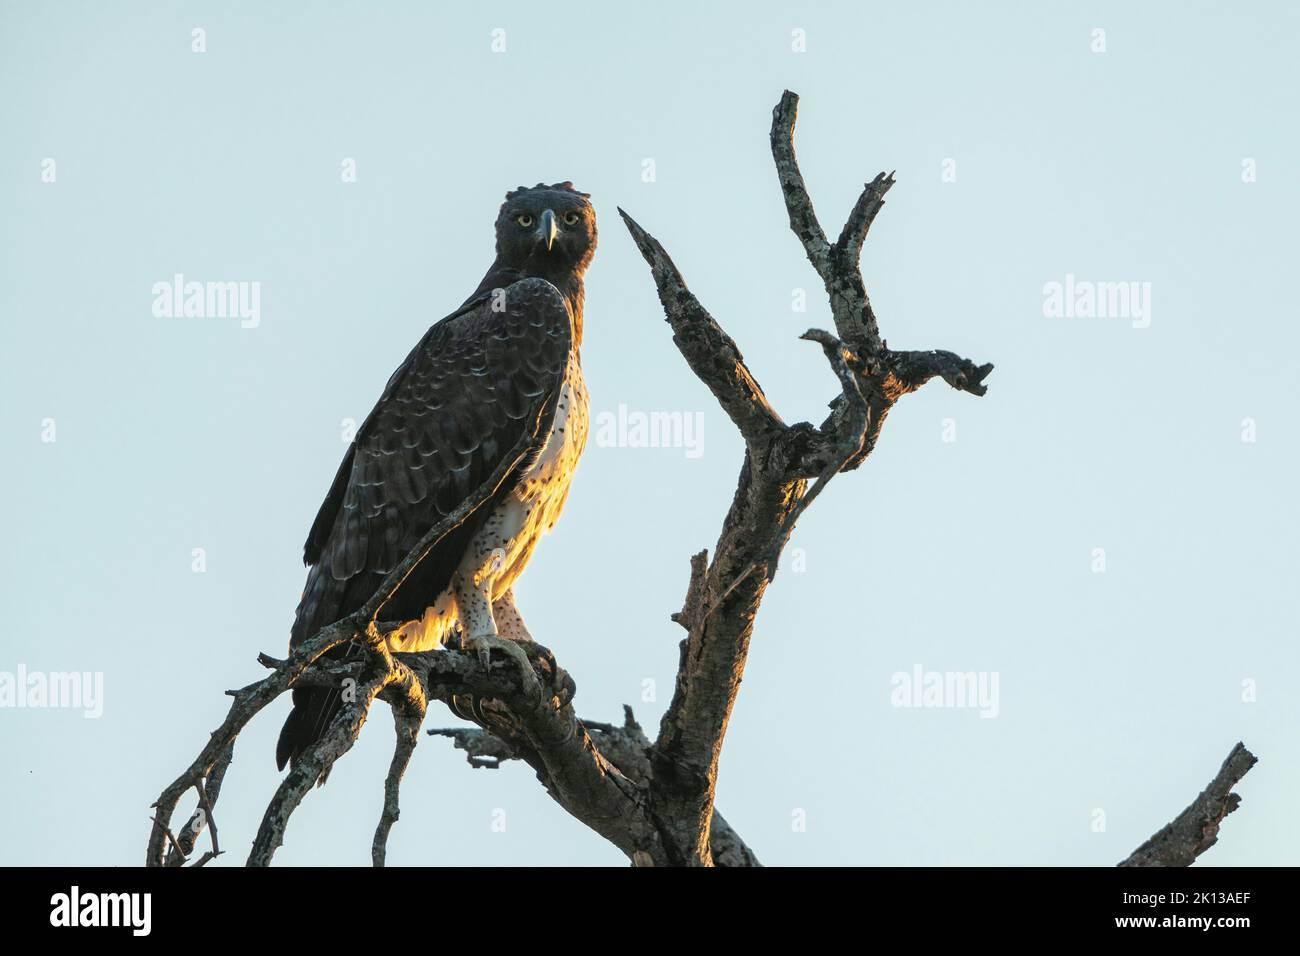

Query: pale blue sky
[1,1,1296,866]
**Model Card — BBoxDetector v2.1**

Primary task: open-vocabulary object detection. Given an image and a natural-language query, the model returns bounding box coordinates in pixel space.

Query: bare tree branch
[770,89,832,276]
[146,617,353,866]
[248,630,401,866]
[619,91,992,866]
[145,432,548,866]
[1119,743,1259,867]
[836,171,895,269]
[427,707,761,866]
[428,726,513,769]
[164,741,232,867]
[890,349,995,398]
[772,91,894,353]
[372,675,427,866]
[410,646,668,861]
[617,209,784,450]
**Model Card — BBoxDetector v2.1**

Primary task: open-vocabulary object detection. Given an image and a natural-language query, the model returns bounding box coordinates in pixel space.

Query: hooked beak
[536,209,558,252]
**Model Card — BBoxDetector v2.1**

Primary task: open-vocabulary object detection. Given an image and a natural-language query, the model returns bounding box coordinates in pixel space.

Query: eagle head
[495,182,597,279]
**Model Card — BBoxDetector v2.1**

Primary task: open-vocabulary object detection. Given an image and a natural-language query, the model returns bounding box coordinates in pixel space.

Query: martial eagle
[276,182,596,771]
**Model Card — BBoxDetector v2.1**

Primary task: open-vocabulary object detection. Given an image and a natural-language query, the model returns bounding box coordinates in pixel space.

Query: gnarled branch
[619,90,991,865]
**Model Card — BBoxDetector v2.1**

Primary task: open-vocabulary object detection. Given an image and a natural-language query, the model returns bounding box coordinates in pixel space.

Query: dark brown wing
[297,264,527,570]
[277,277,573,769]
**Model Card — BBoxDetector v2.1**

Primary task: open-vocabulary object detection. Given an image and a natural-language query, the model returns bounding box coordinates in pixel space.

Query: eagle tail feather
[275,683,345,777]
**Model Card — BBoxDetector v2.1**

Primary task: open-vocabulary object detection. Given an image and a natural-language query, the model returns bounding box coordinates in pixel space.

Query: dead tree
[146,91,1255,868]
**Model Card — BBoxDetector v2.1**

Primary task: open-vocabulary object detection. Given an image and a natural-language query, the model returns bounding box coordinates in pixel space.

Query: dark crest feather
[505,181,590,200]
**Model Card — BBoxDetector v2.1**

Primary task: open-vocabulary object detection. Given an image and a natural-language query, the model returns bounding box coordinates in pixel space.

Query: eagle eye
[516,214,534,228]
[562,211,581,226]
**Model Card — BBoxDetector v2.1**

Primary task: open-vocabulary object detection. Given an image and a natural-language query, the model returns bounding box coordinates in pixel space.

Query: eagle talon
[466,632,535,678]
[465,632,500,668]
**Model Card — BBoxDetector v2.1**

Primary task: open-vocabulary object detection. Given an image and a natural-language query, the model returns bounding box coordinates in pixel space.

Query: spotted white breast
[386,351,588,652]
[483,350,589,596]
